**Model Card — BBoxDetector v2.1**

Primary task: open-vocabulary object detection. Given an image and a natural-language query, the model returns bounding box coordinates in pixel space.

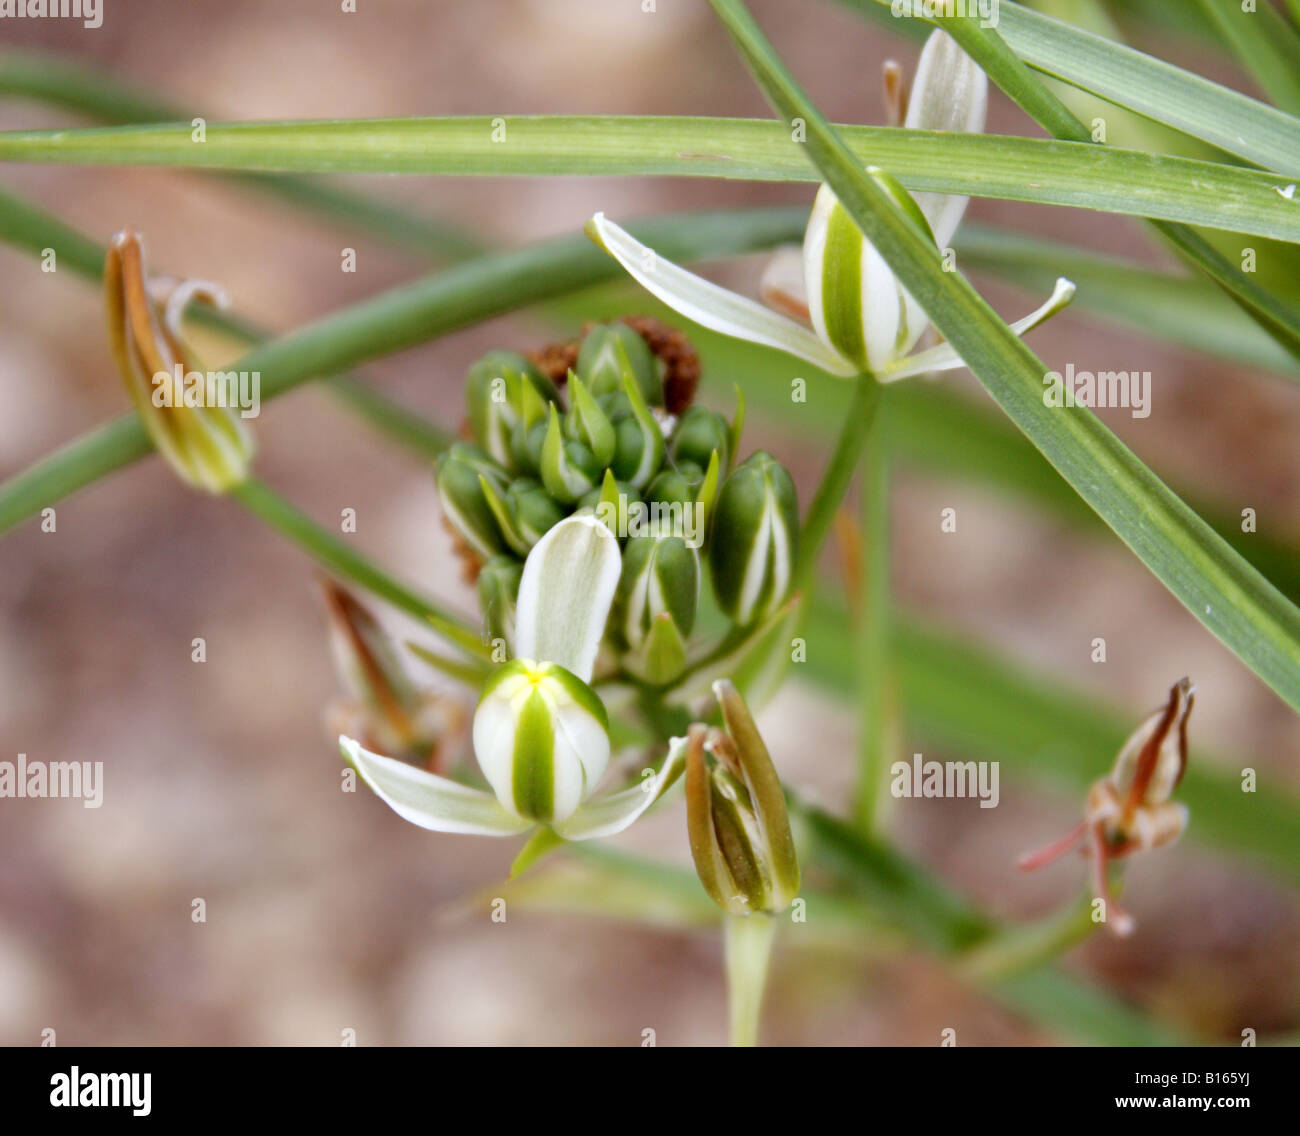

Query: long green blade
[0,116,1295,241]
[838,0,1300,175]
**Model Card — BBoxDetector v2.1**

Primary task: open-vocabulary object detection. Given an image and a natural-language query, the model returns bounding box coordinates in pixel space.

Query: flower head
[1020,677,1194,936]
[585,29,1074,382]
[342,515,684,841]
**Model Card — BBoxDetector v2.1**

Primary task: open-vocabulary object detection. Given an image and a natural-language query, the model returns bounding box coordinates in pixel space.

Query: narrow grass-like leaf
[1191,0,1300,116]
[0,52,481,263]
[708,0,1300,712]
[0,117,1296,241]
[837,0,1300,175]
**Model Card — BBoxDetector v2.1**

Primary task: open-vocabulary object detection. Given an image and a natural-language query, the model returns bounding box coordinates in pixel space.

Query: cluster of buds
[437,321,800,685]
[1020,678,1194,936]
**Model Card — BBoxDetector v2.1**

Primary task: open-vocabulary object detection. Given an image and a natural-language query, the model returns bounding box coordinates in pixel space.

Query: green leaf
[1193,0,1300,116]
[0,117,1296,241]
[708,0,1300,712]
[837,0,1300,175]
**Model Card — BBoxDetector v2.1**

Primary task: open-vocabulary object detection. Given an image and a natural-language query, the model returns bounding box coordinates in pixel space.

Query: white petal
[553,735,688,841]
[340,735,532,836]
[861,240,908,372]
[758,244,809,321]
[587,212,857,378]
[552,693,611,793]
[515,514,621,682]
[905,29,988,250]
[880,278,1076,382]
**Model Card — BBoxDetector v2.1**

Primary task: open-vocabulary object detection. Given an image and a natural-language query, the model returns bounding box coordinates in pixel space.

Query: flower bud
[803,167,935,375]
[608,358,665,489]
[671,406,730,473]
[563,371,617,467]
[576,321,659,403]
[472,658,610,824]
[435,443,509,560]
[479,475,566,556]
[465,350,559,471]
[540,404,603,503]
[645,468,694,508]
[476,555,523,650]
[617,531,699,683]
[104,231,254,492]
[709,452,799,627]
[686,681,800,915]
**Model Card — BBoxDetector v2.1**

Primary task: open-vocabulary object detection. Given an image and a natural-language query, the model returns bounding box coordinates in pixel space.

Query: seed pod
[435,442,509,560]
[576,321,660,403]
[709,452,799,626]
[685,681,800,915]
[104,231,254,492]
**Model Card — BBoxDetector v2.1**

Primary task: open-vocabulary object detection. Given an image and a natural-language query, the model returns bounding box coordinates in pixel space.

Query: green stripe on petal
[821,200,866,368]
[511,687,555,821]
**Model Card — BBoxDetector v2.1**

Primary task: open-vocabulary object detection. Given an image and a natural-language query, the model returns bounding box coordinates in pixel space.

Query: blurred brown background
[0,0,1297,1045]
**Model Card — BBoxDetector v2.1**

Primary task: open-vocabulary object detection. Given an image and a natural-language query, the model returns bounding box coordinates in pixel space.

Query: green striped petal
[340,735,531,836]
[586,212,857,378]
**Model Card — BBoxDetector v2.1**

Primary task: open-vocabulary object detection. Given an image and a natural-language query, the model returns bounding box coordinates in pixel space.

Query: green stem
[229,477,486,659]
[792,372,881,597]
[956,892,1100,986]
[853,390,892,835]
[724,913,778,1047]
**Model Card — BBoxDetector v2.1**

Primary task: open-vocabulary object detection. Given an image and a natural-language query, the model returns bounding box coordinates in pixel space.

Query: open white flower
[341,515,685,839]
[585,30,1074,383]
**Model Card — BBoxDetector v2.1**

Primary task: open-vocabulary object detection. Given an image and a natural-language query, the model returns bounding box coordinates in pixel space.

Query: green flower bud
[608,362,665,489]
[579,470,642,522]
[617,531,699,683]
[563,371,616,467]
[645,468,693,508]
[436,443,509,560]
[105,231,254,493]
[540,404,603,503]
[473,658,610,824]
[476,555,524,651]
[671,406,730,472]
[466,350,559,471]
[577,321,659,403]
[685,682,800,915]
[709,451,798,627]
[479,475,567,556]
[511,412,550,477]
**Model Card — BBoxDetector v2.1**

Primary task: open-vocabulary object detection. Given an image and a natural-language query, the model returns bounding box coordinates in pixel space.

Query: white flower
[341,515,685,839]
[585,30,1074,383]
